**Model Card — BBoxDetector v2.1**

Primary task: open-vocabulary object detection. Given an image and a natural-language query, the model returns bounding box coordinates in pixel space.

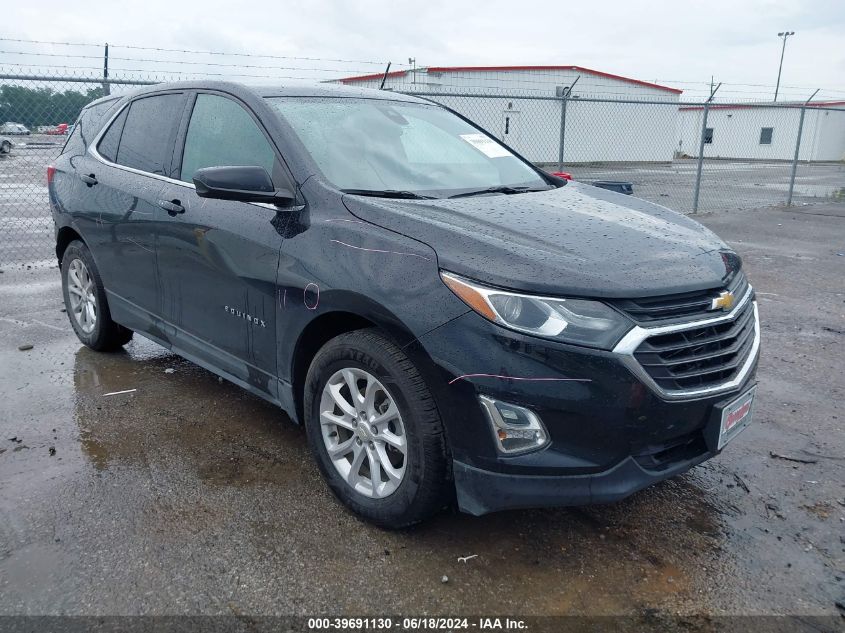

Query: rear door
[83,92,188,334]
[156,91,291,395]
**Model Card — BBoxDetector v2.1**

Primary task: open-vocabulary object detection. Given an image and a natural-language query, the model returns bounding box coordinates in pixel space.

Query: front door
[156,92,288,397]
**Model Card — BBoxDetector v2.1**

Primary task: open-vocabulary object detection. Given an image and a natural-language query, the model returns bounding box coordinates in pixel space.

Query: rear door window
[179,93,277,183]
[114,94,185,175]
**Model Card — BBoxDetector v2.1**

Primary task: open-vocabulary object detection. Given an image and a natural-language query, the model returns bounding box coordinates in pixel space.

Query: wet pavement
[0,204,843,620]
[564,160,845,214]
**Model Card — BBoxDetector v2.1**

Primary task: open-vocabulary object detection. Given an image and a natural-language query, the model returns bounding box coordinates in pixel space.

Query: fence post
[103,43,110,96]
[557,92,568,171]
[787,89,819,206]
[557,75,579,172]
[692,82,721,214]
[691,104,709,214]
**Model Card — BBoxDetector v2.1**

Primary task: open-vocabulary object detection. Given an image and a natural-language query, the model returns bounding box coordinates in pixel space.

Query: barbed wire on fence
[2,37,844,102]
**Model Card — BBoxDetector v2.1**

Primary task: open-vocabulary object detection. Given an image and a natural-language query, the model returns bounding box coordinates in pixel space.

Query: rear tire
[304,329,450,528]
[61,240,133,351]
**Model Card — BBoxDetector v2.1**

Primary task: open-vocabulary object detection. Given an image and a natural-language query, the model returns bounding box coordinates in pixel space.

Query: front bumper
[454,452,709,516]
[451,381,754,514]
[411,299,760,515]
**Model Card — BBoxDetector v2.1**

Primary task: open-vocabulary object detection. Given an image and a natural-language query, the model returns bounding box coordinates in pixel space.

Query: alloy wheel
[67,258,97,333]
[319,367,408,498]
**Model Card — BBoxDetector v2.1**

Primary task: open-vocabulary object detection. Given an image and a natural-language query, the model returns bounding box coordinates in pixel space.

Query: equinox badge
[224,305,266,328]
[710,290,735,312]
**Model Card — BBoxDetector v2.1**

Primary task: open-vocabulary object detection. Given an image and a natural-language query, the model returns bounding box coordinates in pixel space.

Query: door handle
[79,173,98,187]
[158,199,185,216]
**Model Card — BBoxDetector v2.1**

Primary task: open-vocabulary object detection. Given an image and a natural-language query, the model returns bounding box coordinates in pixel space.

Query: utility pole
[103,42,110,96]
[774,31,795,102]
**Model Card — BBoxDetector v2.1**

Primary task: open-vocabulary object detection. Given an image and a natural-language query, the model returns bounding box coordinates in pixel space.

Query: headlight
[441,271,633,349]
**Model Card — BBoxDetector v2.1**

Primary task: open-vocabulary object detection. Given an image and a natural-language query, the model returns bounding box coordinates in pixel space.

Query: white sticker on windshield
[459,133,512,158]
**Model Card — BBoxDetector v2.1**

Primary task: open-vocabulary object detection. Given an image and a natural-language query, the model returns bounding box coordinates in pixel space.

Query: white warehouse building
[335,66,845,165]
[676,102,845,162]
[336,65,683,164]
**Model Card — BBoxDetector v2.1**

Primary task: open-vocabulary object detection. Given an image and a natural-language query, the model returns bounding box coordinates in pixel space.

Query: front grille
[615,273,749,323]
[633,297,756,392]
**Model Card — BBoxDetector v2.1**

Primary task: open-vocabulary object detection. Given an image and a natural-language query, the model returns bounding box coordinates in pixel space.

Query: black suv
[49,81,759,527]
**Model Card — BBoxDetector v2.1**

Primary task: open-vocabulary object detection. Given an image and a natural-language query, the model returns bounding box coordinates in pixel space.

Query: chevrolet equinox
[49,82,760,527]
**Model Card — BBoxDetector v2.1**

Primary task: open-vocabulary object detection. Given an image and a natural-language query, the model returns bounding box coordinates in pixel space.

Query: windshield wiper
[448,185,549,199]
[341,189,436,200]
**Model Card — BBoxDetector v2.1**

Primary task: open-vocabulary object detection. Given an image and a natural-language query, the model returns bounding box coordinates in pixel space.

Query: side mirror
[192,166,295,205]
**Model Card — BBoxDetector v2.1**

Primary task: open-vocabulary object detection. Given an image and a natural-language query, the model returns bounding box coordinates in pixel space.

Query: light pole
[774,31,795,102]
[409,57,416,84]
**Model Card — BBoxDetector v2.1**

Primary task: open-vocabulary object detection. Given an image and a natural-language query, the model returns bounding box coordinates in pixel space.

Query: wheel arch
[56,225,85,264]
[288,296,440,425]
[290,311,378,424]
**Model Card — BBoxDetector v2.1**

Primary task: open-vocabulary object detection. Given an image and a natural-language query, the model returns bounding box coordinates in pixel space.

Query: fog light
[479,395,549,455]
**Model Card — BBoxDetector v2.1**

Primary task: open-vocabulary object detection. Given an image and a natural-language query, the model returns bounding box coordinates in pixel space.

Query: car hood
[342,182,734,299]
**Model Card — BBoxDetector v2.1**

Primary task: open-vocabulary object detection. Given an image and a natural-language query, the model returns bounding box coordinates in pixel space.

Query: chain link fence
[1,68,844,267]
[406,89,845,213]
[1,69,154,267]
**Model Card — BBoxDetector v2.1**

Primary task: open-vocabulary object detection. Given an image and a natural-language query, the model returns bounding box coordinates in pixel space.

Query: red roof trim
[679,100,845,111]
[808,100,845,107]
[424,65,683,94]
[337,65,682,93]
[339,69,407,84]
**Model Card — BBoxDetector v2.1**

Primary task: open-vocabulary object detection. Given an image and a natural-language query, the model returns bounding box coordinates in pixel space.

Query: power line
[0,62,351,82]
[0,50,381,73]
[0,37,101,48]
[111,43,400,66]
[0,36,403,66]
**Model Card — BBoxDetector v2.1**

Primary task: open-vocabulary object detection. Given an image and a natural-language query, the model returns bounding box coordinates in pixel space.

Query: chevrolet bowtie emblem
[710,290,735,311]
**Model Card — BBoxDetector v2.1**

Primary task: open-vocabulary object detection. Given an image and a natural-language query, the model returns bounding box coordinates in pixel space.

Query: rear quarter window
[79,98,121,146]
[97,107,128,163]
[61,122,84,156]
[62,98,122,157]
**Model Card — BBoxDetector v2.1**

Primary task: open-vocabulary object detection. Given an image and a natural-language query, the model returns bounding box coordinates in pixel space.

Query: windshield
[266,97,551,197]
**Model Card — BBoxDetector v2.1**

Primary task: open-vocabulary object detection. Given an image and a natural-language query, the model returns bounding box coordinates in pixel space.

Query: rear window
[79,98,121,147]
[63,98,122,157]
[113,94,184,175]
[61,122,84,156]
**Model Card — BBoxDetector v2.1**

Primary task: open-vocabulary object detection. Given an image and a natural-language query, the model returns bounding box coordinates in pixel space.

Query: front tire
[304,329,450,528]
[61,240,133,351]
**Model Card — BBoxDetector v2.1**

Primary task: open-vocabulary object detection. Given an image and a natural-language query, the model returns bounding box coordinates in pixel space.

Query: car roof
[95,80,430,106]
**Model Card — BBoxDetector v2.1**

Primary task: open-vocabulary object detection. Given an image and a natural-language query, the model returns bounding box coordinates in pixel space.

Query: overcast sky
[3,0,844,100]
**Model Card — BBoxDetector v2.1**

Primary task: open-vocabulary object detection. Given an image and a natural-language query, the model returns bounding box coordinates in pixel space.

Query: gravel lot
[0,202,843,627]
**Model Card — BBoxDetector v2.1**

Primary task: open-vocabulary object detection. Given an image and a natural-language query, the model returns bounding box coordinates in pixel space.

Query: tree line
[0,85,104,128]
